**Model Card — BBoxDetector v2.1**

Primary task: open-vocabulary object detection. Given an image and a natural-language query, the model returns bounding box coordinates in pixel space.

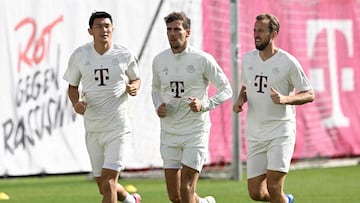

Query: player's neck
[94,42,111,55]
[171,41,188,54]
[171,46,186,54]
[259,45,278,61]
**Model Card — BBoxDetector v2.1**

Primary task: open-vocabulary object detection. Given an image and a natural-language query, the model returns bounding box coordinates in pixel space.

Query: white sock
[199,198,207,203]
[122,193,135,203]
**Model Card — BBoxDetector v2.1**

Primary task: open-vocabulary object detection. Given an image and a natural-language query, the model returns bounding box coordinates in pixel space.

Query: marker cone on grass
[124,184,137,193]
[0,192,10,200]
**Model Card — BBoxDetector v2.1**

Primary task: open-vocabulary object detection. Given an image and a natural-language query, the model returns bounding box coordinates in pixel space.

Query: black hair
[89,11,113,28]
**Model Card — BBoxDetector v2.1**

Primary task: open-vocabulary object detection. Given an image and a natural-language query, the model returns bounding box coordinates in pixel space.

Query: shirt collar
[172,46,191,57]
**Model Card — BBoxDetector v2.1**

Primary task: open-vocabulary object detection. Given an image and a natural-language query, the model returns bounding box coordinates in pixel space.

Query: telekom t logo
[94,66,109,86]
[254,74,268,93]
[307,20,353,128]
[170,81,184,98]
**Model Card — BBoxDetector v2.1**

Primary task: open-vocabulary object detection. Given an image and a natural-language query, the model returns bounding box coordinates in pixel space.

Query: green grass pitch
[0,165,358,202]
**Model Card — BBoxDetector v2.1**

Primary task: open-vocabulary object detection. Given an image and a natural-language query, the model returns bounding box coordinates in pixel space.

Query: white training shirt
[63,42,140,132]
[152,46,233,135]
[241,48,312,141]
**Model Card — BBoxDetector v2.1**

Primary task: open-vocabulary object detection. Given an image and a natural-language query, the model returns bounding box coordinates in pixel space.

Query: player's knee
[101,178,117,194]
[266,184,282,199]
[249,192,260,201]
[97,188,103,196]
[180,182,195,193]
[248,190,266,201]
[95,180,104,195]
[169,197,181,203]
[168,194,181,203]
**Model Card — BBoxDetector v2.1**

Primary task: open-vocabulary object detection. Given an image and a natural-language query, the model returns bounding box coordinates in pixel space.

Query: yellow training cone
[124,184,137,193]
[0,192,10,200]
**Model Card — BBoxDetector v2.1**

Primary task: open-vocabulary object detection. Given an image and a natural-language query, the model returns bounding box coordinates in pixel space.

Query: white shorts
[85,129,131,177]
[247,135,295,179]
[160,129,209,172]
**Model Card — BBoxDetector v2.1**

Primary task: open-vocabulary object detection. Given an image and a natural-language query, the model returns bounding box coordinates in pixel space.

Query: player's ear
[271,30,278,39]
[88,28,93,36]
[186,28,191,37]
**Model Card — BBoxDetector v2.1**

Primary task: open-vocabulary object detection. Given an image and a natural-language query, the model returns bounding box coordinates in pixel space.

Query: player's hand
[157,103,167,118]
[270,87,287,104]
[188,97,202,112]
[233,100,244,113]
[73,101,87,115]
[126,84,138,96]
[233,89,247,113]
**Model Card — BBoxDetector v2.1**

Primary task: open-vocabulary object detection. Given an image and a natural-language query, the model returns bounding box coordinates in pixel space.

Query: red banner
[203,0,360,162]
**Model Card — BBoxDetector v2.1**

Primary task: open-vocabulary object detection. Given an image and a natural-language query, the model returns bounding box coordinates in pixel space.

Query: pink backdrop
[203,0,360,163]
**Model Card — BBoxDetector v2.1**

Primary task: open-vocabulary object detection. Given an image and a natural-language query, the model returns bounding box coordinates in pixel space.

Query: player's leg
[181,130,215,203]
[247,174,270,201]
[103,130,140,203]
[85,131,106,195]
[160,131,182,203]
[95,169,141,203]
[266,170,287,203]
[246,140,270,201]
[97,168,120,203]
[180,165,200,203]
[164,168,182,203]
[267,135,296,203]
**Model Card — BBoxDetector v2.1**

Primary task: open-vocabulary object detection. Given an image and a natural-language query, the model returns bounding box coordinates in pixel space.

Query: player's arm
[201,58,233,111]
[126,56,141,96]
[126,78,141,96]
[68,85,87,115]
[151,60,166,118]
[233,86,247,113]
[270,87,315,105]
[151,80,167,118]
[279,57,315,105]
